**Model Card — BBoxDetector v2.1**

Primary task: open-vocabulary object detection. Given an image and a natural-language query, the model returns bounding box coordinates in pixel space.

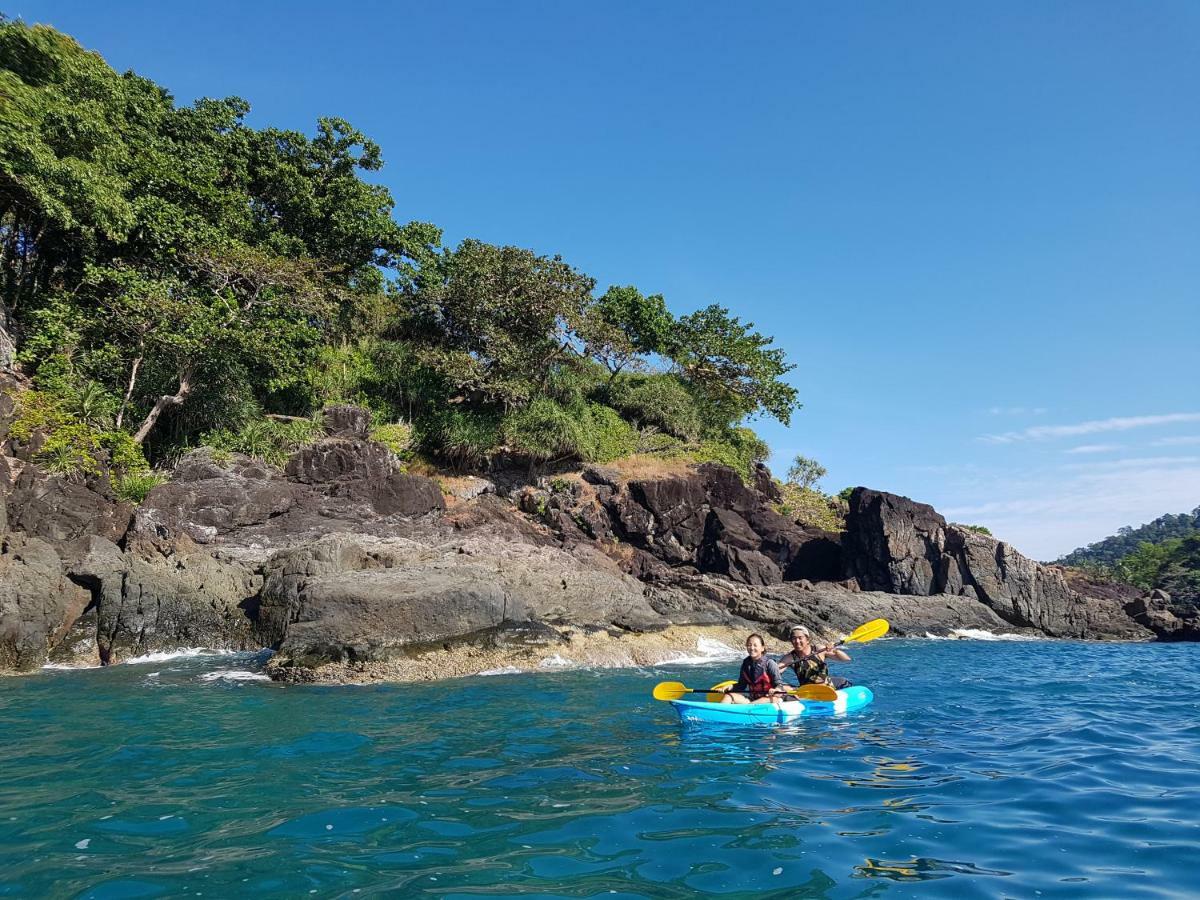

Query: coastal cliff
[1,389,1174,681]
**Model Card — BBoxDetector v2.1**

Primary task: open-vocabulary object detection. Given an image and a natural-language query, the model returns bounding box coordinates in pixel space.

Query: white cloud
[1063,444,1119,455]
[1151,435,1200,447]
[1063,455,1200,471]
[942,457,1200,560]
[981,412,1200,444]
[987,406,1048,416]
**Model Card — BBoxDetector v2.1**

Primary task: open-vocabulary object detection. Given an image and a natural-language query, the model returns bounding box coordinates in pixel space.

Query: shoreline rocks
[0,398,1173,681]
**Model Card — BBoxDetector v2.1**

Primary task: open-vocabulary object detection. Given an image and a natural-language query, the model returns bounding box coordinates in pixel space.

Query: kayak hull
[669,686,874,725]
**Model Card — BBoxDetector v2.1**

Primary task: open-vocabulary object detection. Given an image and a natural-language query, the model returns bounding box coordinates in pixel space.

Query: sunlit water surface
[2,640,1198,898]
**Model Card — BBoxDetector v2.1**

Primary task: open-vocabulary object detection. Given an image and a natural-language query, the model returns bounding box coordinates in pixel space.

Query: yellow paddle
[651,680,838,703]
[834,618,890,647]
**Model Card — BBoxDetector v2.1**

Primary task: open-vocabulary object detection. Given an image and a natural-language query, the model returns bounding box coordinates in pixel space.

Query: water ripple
[1,640,1198,897]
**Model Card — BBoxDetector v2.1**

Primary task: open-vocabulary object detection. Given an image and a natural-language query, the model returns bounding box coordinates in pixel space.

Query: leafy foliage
[787,455,827,491]
[0,20,804,480]
[113,471,166,504]
[201,417,323,468]
[957,523,993,536]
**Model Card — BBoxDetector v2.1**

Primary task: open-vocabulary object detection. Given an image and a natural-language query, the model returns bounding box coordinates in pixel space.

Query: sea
[1,637,1197,898]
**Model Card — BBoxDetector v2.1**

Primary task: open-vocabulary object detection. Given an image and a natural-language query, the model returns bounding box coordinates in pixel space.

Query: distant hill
[1059,507,1200,608]
[1059,508,1200,568]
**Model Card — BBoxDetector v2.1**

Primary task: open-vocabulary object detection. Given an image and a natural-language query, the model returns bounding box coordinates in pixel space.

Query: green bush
[113,471,167,503]
[958,523,993,536]
[776,483,845,532]
[580,403,638,462]
[201,417,323,468]
[415,407,501,469]
[502,398,585,463]
[10,389,151,479]
[605,374,702,440]
[371,421,414,458]
[693,427,769,480]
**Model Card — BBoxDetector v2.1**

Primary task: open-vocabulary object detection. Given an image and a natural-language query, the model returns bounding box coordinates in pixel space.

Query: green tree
[401,239,596,407]
[786,454,827,490]
[670,304,798,426]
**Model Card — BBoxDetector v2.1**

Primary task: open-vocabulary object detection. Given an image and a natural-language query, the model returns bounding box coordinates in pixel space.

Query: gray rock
[261,532,662,675]
[323,405,371,438]
[0,533,91,671]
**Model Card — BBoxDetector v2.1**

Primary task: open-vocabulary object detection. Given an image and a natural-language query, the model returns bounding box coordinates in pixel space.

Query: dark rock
[581,465,621,489]
[286,438,397,485]
[134,452,299,545]
[703,542,782,586]
[323,405,371,439]
[97,546,261,663]
[844,488,945,594]
[332,472,445,518]
[5,468,133,545]
[782,531,844,582]
[753,463,783,503]
[261,532,661,674]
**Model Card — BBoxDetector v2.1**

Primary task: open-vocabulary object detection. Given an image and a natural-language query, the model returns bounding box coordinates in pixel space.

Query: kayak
[669,686,874,725]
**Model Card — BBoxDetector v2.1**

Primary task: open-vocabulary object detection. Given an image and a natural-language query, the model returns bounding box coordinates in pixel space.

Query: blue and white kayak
[669,686,874,725]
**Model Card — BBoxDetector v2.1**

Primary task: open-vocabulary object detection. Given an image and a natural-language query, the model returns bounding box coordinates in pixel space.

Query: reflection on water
[0,640,1198,897]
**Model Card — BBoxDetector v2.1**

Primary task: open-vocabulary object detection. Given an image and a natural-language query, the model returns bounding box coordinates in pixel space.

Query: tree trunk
[133,371,192,445]
[115,350,144,430]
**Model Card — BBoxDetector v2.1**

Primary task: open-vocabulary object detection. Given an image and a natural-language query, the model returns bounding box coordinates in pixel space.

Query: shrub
[415,407,501,470]
[605,374,702,440]
[10,389,150,479]
[958,523,993,536]
[580,403,638,462]
[201,416,323,468]
[694,427,770,481]
[502,398,585,463]
[113,471,167,504]
[371,421,414,458]
[776,483,845,532]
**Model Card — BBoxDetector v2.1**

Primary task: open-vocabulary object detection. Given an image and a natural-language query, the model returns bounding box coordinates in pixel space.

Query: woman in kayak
[777,624,852,692]
[720,634,787,705]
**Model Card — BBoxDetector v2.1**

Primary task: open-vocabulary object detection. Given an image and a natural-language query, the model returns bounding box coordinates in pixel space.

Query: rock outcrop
[0,391,1173,679]
[842,488,1147,640]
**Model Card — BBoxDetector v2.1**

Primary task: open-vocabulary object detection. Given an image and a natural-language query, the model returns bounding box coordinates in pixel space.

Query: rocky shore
[3,386,1195,682]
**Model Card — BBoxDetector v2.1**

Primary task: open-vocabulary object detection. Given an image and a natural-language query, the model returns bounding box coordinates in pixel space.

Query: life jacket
[783,650,829,686]
[737,656,779,699]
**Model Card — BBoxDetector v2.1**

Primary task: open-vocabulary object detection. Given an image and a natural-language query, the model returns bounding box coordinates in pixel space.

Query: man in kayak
[719,633,787,705]
[776,624,852,692]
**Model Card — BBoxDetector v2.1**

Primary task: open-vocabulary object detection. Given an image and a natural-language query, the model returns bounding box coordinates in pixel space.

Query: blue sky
[15,1,1200,559]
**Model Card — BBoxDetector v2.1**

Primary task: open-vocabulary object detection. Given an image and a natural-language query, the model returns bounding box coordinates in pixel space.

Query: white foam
[662,637,741,665]
[74,839,90,850]
[122,648,237,665]
[923,628,1040,642]
[537,655,574,669]
[198,670,270,682]
[478,666,524,676]
[41,662,102,670]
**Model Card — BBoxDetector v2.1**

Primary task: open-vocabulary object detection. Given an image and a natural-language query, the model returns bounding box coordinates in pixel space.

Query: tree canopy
[0,19,802,478]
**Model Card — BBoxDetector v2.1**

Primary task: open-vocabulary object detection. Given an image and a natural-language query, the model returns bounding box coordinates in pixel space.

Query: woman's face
[791,632,811,654]
[745,637,764,659]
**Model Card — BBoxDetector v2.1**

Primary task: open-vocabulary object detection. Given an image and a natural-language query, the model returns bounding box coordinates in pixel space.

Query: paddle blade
[707,680,736,703]
[652,681,687,702]
[843,618,890,645]
[790,683,838,701]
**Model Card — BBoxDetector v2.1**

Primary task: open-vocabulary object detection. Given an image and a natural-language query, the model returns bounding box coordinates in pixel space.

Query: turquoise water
[2,640,1198,898]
